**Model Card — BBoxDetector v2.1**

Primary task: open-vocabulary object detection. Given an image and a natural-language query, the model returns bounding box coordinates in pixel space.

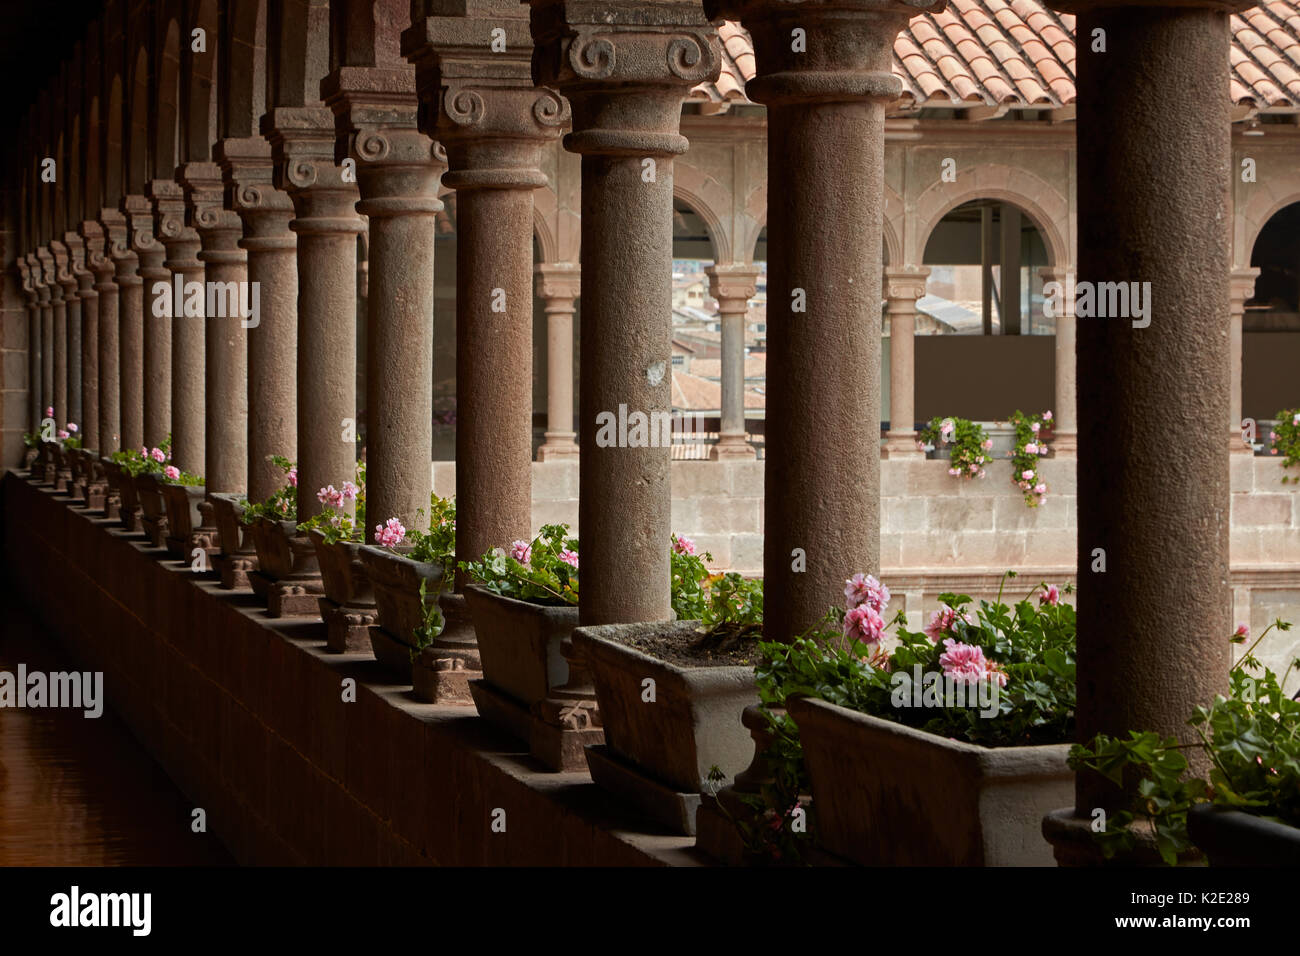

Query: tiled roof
[694,1,1300,111]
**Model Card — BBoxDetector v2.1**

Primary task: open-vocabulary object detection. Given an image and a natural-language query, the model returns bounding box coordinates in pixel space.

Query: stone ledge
[0,472,703,867]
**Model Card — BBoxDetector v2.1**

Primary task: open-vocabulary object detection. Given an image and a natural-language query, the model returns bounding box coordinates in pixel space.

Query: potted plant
[1268,408,1300,478]
[299,463,374,652]
[1070,620,1300,866]
[134,440,175,549]
[918,416,992,480]
[109,443,168,533]
[239,456,297,603]
[53,421,81,493]
[757,572,1075,866]
[359,494,457,684]
[158,464,207,561]
[574,539,762,835]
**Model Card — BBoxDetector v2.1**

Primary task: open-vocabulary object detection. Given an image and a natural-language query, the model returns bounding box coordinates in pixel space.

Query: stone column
[323,69,439,540]
[153,181,205,474]
[1229,266,1259,454]
[110,202,145,454]
[50,242,69,427]
[706,0,921,640]
[87,217,121,454]
[74,226,100,454]
[1042,0,1247,864]
[1040,265,1078,456]
[530,0,720,626]
[62,233,87,432]
[707,264,759,460]
[265,112,363,520]
[35,247,53,419]
[882,266,929,458]
[180,162,249,495]
[134,189,172,449]
[222,138,298,502]
[535,262,580,460]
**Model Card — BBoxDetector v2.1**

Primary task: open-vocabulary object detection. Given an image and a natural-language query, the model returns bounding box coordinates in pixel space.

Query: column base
[881,431,925,459]
[536,434,579,461]
[1041,807,1198,867]
[318,597,377,653]
[709,434,756,460]
[412,649,479,706]
[141,514,170,550]
[585,744,699,836]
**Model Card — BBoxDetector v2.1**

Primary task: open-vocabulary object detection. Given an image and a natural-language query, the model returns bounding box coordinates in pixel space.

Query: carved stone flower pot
[464,586,601,771]
[135,472,170,548]
[257,518,321,617]
[358,546,479,699]
[53,444,74,492]
[160,482,208,561]
[248,516,292,602]
[785,696,1072,866]
[84,455,107,511]
[309,531,377,653]
[572,621,758,834]
[209,493,255,589]
[100,457,123,520]
[1188,804,1300,866]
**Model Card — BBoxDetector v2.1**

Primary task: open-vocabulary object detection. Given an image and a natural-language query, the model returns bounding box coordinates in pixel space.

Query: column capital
[99,207,134,264]
[404,12,567,189]
[150,178,202,265]
[1230,265,1260,314]
[177,161,244,239]
[706,263,760,303]
[65,231,95,298]
[261,107,364,230]
[217,135,297,245]
[80,219,114,280]
[15,253,34,302]
[883,265,930,307]
[528,0,719,156]
[536,261,581,301]
[704,0,935,105]
[123,193,163,259]
[49,239,72,298]
[35,246,55,299]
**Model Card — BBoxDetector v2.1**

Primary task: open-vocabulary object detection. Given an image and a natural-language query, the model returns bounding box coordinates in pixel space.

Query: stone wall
[435,455,1300,674]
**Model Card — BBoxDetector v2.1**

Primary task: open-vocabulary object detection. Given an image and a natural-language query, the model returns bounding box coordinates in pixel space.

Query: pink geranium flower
[1043,410,1052,420]
[375,517,405,547]
[150,447,167,463]
[57,429,68,440]
[843,603,885,645]
[559,548,579,569]
[924,605,974,642]
[45,406,53,418]
[341,480,360,502]
[1024,442,1038,455]
[287,466,298,487]
[67,423,78,433]
[1039,584,1060,606]
[844,572,890,613]
[673,534,697,556]
[940,639,1009,688]
[317,485,344,508]
[510,539,532,564]
[1234,623,1249,641]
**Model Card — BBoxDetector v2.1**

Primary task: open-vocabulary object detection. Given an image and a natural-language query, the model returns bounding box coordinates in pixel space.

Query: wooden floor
[0,587,233,866]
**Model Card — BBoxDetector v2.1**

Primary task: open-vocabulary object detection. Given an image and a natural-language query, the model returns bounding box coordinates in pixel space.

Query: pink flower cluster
[375,517,405,547]
[150,447,167,463]
[287,466,298,488]
[923,604,975,642]
[843,572,890,645]
[1039,584,1060,606]
[510,540,532,564]
[44,406,53,418]
[673,534,697,556]
[317,482,359,509]
[559,548,579,569]
[164,465,180,481]
[939,638,1008,687]
[67,422,78,434]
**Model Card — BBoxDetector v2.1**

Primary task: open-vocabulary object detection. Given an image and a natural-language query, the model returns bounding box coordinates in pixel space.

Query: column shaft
[164,238,206,474]
[53,285,67,425]
[91,234,121,455]
[536,265,580,460]
[77,268,99,452]
[115,250,144,453]
[200,244,249,494]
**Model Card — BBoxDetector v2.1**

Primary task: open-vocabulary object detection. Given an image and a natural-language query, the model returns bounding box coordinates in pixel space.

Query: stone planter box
[463,586,601,771]
[208,493,253,588]
[785,696,1071,866]
[116,467,142,532]
[309,530,377,653]
[135,472,169,548]
[1188,804,1300,866]
[572,621,758,834]
[358,545,449,682]
[160,482,207,560]
[246,518,319,617]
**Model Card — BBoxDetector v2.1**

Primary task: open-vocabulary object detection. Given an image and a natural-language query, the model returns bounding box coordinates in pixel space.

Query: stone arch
[105,75,124,205]
[85,93,101,214]
[673,161,730,263]
[183,0,220,161]
[225,0,266,139]
[910,164,1068,269]
[533,205,557,265]
[1239,181,1300,267]
[155,18,182,175]
[127,45,150,193]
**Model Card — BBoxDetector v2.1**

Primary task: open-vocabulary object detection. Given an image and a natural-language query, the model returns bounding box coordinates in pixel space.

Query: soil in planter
[614,625,761,668]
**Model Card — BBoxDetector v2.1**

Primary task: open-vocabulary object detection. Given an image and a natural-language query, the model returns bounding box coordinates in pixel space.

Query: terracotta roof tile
[693,2,1300,111]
